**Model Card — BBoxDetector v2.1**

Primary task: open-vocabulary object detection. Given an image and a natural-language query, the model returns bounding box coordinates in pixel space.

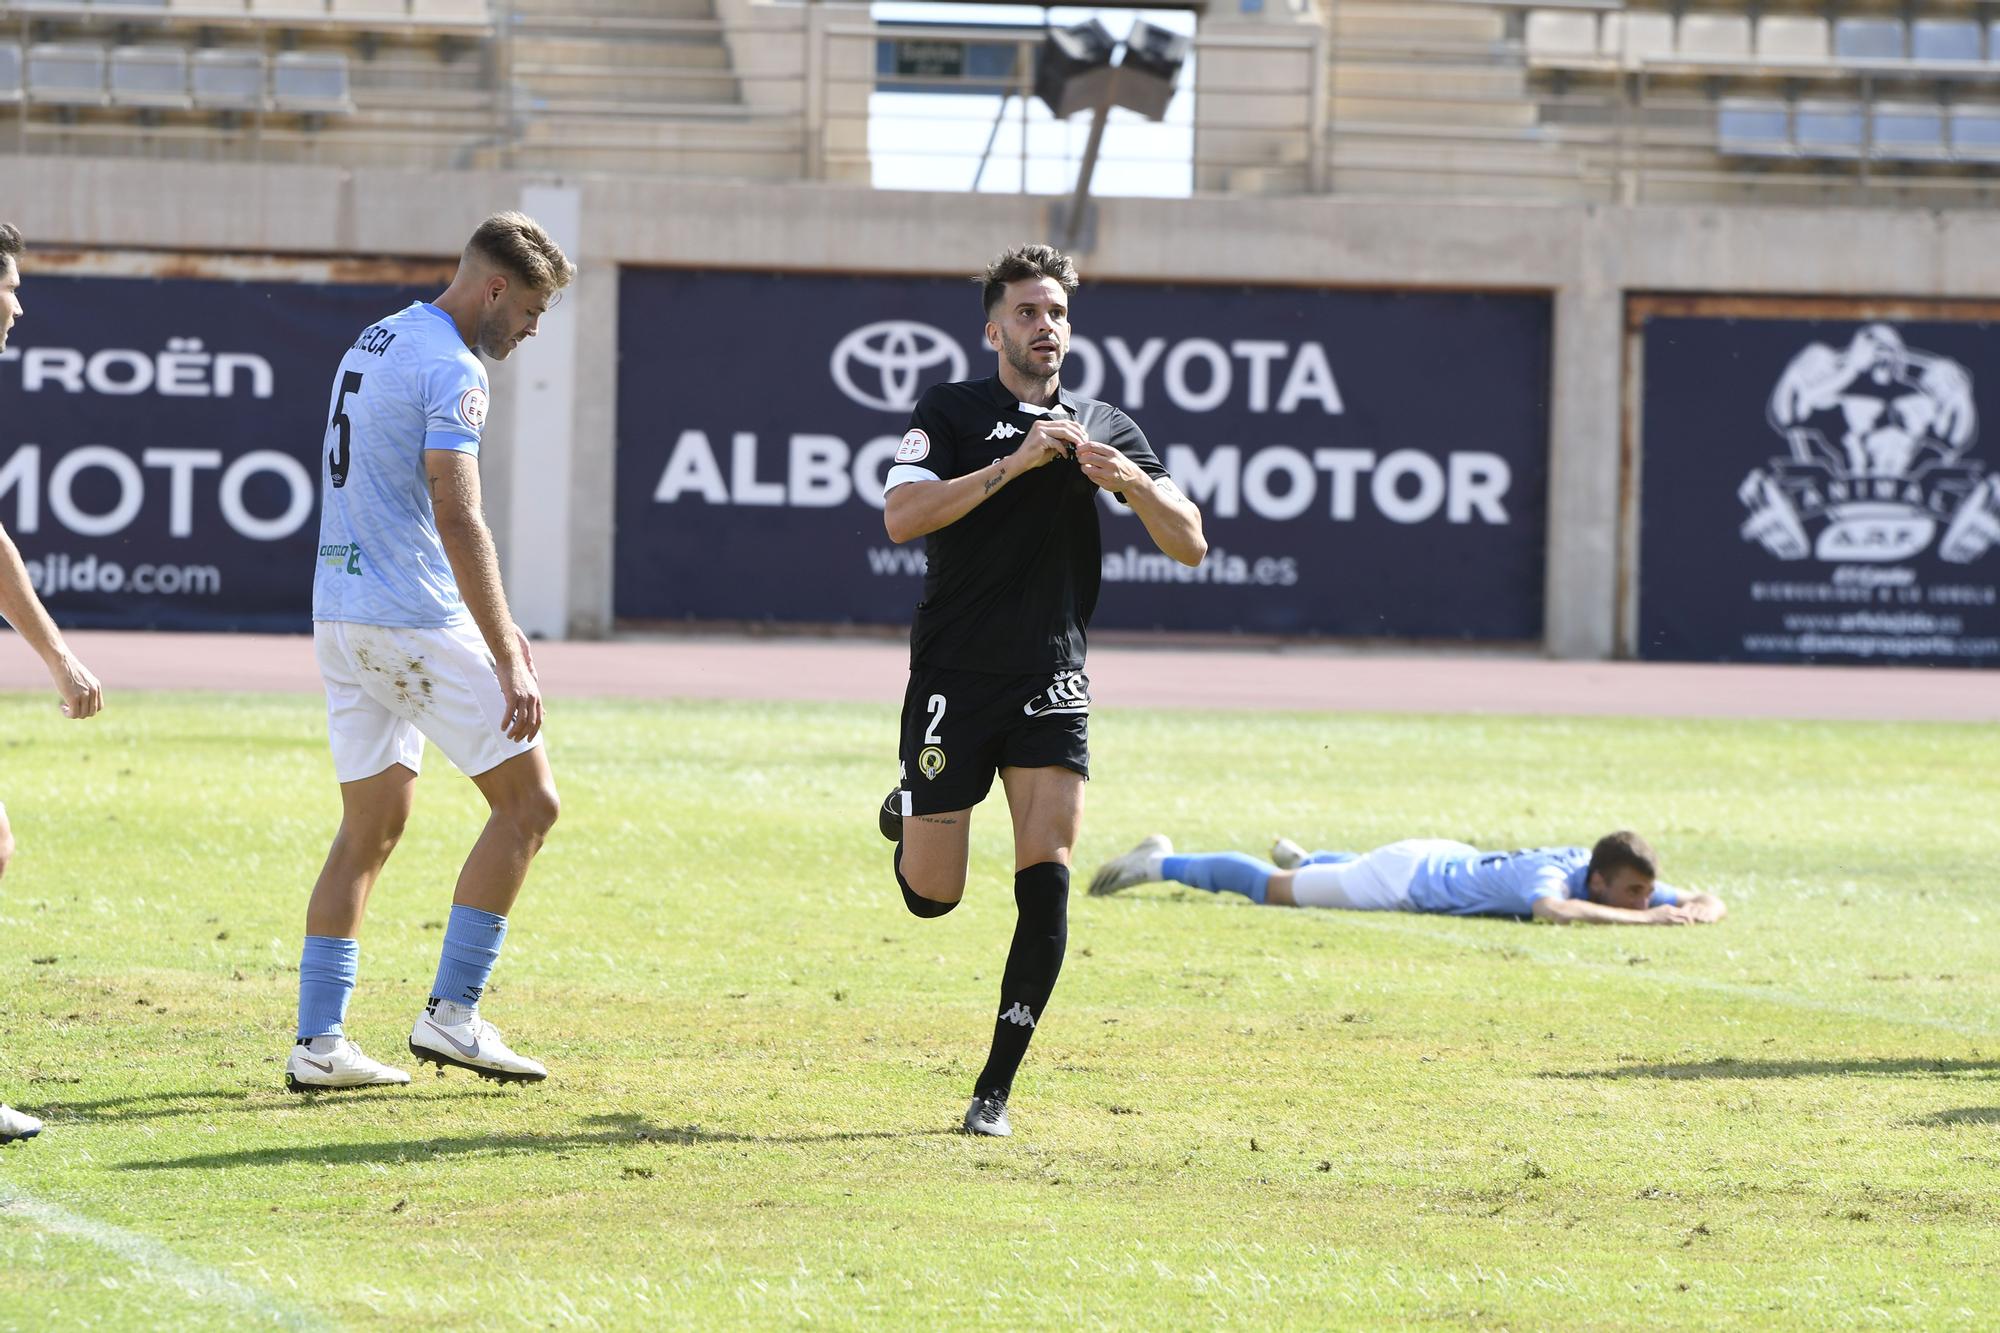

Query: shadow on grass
[40,1083,514,1124]
[1911,1107,2000,1127]
[116,1113,956,1171]
[1545,1057,2000,1081]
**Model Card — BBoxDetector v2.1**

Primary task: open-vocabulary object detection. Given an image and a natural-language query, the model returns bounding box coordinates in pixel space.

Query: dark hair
[465,211,575,294]
[1589,830,1658,883]
[980,243,1079,316]
[0,223,22,266]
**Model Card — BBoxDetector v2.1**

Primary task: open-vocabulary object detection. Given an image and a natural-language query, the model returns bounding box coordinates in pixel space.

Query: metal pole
[1059,69,1117,250]
[971,90,1013,191]
[1018,51,1029,193]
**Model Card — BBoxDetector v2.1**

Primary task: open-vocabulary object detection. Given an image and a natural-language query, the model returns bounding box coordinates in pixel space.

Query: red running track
[0,631,1993,722]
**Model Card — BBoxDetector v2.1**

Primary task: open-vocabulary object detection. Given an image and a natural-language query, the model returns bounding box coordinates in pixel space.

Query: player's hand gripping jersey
[312,302,489,628]
[889,377,1172,674]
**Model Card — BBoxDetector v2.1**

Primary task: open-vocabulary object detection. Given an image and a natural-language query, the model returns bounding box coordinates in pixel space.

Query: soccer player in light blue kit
[1090,830,1726,925]
[0,221,106,1142]
[286,213,575,1091]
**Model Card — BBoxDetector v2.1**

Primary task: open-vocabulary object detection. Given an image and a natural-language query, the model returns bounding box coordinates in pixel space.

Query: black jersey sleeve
[888,386,959,487]
[1107,408,1170,505]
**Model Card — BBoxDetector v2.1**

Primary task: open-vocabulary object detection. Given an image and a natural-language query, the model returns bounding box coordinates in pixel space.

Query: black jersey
[890,375,1171,674]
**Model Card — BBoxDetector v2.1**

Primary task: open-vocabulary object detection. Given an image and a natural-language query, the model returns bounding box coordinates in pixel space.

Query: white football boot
[0,1104,43,1143]
[1270,836,1308,870]
[408,1000,547,1083]
[284,1037,412,1092]
[1088,833,1172,897]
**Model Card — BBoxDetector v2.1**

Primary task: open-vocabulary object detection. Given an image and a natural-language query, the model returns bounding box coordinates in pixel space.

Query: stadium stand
[0,0,1991,201]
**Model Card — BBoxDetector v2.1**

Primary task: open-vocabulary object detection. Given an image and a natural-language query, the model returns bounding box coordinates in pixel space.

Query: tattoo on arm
[981,463,1005,496]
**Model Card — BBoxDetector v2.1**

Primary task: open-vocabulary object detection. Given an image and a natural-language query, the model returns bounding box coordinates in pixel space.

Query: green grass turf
[1,691,1998,1329]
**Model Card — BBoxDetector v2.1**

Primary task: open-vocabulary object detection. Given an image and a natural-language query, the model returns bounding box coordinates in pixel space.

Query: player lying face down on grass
[1090,829,1727,926]
[0,223,107,1147]
[287,212,576,1093]
[876,244,1207,1137]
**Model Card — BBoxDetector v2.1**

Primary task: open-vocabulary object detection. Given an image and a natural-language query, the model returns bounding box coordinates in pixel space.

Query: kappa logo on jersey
[1022,670,1090,718]
[458,386,489,431]
[1000,1002,1037,1028]
[896,428,931,463]
[985,422,1024,442]
[918,745,947,779]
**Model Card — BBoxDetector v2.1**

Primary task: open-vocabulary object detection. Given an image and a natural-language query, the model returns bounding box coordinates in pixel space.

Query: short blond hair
[466,211,575,294]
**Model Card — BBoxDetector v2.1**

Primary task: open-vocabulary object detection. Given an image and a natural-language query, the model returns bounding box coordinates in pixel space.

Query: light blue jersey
[312,302,487,628]
[1408,846,1681,919]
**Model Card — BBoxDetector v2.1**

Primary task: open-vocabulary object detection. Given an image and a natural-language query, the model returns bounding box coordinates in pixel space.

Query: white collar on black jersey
[989,376,1079,418]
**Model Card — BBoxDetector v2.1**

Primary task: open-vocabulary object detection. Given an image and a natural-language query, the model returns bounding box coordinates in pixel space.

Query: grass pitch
[1,691,1998,1329]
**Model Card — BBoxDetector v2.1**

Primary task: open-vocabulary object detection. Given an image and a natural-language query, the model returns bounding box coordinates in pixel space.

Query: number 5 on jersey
[327,370,364,488]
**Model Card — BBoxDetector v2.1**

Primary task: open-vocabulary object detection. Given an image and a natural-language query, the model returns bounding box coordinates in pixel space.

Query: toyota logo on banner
[830,320,967,412]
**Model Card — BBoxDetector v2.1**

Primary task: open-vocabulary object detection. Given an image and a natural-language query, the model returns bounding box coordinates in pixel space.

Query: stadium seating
[1525,11,1599,63]
[1717,98,1789,155]
[1677,14,1751,62]
[109,46,191,110]
[1795,100,1865,157]
[1871,102,1948,159]
[191,48,264,110]
[1832,19,1905,62]
[1600,12,1675,68]
[26,44,106,106]
[0,0,1992,199]
[1952,104,2000,158]
[1911,20,1982,64]
[272,50,352,113]
[1755,17,1828,64]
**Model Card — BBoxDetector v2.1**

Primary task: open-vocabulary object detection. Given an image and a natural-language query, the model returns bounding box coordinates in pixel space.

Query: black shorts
[896,666,1090,815]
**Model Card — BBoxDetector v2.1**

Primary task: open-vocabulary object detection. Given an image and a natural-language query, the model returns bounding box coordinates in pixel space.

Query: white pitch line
[0,1179,321,1330]
[1325,911,2000,1042]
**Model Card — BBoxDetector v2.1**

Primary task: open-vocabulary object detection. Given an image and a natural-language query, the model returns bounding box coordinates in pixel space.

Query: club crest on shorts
[1022,670,1091,718]
[896,428,931,463]
[917,745,947,779]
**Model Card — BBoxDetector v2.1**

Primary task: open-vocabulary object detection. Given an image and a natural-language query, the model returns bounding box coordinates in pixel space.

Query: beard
[476,314,520,360]
[1002,331,1063,381]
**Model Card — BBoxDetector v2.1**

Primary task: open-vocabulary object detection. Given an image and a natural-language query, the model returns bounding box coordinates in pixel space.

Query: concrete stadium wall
[10,153,2000,656]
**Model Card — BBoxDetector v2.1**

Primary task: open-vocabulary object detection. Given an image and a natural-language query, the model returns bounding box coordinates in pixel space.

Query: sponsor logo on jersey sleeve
[458,386,489,432]
[896,428,930,463]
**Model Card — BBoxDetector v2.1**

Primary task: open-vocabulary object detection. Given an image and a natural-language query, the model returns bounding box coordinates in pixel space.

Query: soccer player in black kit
[878,244,1206,1137]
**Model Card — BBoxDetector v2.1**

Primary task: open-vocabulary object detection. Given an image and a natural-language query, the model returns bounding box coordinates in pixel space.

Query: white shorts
[315,620,541,783]
[1291,838,1476,911]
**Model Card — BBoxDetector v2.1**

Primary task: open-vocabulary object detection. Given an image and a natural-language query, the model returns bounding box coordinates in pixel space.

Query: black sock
[973,861,1069,1099]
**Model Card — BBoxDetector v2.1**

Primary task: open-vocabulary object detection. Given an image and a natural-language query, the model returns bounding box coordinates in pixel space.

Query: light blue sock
[432,904,509,1007]
[297,936,358,1040]
[1160,852,1272,905]
[1302,851,1359,866]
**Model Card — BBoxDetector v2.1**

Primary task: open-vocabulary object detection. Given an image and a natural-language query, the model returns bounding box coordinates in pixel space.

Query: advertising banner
[0,264,441,632]
[1635,297,2000,667]
[614,270,1552,640]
